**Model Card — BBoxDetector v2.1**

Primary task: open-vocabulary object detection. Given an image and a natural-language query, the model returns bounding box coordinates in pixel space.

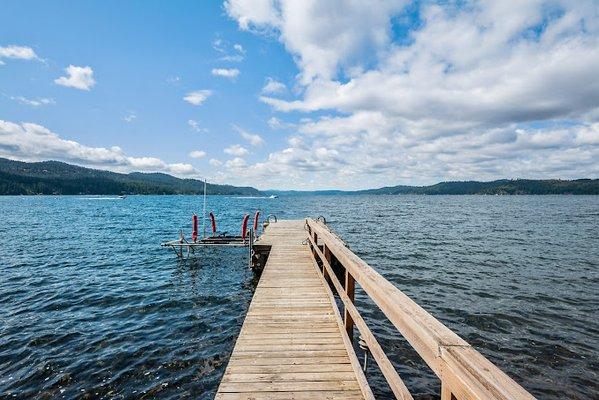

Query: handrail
[305,218,535,400]
[307,233,413,400]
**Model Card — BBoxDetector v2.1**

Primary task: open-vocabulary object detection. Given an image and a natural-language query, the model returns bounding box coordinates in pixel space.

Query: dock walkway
[216,220,370,399]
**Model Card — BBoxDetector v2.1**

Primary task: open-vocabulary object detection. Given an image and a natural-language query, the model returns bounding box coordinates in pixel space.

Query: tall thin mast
[202,179,207,238]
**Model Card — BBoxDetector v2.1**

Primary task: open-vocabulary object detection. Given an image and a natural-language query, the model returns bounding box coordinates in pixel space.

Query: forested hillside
[0,158,261,195]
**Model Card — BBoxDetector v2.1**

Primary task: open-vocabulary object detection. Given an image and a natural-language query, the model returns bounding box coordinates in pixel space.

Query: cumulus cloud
[0,45,40,64]
[219,0,599,189]
[189,150,207,159]
[225,157,247,169]
[233,124,265,146]
[225,0,405,84]
[261,77,286,94]
[224,144,249,156]
[212,68,240,79]
[209,158,223,167]
[184,90,212,105]
[0,119,198,176]
[55,65,96,90]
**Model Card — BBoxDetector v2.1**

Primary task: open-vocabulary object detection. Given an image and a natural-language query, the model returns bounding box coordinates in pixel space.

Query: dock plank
[216,220,371,399]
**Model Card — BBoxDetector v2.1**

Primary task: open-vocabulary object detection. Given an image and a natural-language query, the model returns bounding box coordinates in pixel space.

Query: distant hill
[265,179,599,196]
[0,158,262,195]
[356,179,599,195]
[1,158,597,195]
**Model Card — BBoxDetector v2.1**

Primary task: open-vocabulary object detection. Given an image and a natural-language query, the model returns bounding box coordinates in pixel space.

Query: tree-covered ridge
[356,179,599,195]
[0,158,262,195]
[264,179,599,195]
[1,158,597,195]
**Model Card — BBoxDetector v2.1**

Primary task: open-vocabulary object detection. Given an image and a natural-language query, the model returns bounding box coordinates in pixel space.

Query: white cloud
[189,150,207,159]
[0,119,198,177]
[188,119,208,133]
[233,124,265,146]
[183,90,212,105]
[10,96,55,107]
[0,45,39,63]
[212,38,246,62]
[224,144,249,156]
[222,0,599,189]
[224,0,281,31]
[225,0,405,84]
[209,158,223,167]
[267,116,296,130]
[55,65,96,90]
[123,112,136,123]
[262,77,286,94]
[212,68,240,79]
[233,43,245,54]
[225,157,247,169]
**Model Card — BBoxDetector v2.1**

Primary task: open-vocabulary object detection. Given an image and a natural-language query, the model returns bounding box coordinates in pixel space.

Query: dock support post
[344,270,355,339]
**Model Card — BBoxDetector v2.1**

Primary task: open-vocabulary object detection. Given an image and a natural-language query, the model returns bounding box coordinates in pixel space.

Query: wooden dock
[216,220,371,399]
[216,219,536,400]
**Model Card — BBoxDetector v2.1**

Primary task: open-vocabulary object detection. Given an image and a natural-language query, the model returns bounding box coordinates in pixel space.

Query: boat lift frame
[161,228,255,264]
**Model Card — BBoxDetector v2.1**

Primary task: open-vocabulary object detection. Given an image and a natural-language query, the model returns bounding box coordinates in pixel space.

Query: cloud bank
[221,0,599,189]
[0,120,197,176]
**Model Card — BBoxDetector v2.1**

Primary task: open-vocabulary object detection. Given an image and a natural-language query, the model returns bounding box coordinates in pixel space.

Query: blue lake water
[0,195,598,399]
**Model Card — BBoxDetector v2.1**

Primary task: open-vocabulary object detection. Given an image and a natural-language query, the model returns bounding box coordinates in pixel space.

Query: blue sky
[1,1,295,173]
[1,1,598,189]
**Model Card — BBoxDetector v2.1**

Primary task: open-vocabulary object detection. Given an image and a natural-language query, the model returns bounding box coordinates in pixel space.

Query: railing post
[344,270,355,339]
[441,382,454,400]
[323,244,332,281]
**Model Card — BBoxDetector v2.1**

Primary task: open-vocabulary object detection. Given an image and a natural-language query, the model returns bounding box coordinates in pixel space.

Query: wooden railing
[305,218,535,400]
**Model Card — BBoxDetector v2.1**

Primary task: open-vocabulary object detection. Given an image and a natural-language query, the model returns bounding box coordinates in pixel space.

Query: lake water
[0,195,597,399]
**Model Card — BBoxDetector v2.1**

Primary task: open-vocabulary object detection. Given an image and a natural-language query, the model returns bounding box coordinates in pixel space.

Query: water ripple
[1,195,598,399]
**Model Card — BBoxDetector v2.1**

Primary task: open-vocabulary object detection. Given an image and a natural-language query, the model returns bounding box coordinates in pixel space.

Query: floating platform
[162,235,249,248]
[214,219,535,400]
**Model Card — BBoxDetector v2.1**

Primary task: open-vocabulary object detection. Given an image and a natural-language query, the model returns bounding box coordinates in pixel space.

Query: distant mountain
[265,179,599,196]
[0,158,262,195]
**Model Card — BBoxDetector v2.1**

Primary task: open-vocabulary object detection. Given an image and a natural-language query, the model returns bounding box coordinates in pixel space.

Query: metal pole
[202,179,207,238]
[249,228,254,269]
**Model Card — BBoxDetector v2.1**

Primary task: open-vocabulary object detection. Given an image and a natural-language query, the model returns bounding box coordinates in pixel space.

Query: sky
[1,0,598,190]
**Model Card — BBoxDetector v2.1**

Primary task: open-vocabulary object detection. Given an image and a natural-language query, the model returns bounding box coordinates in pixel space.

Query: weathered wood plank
[215,390,364,399]
[218,380,361,392]
[220,372,359,383]
[226,357,351,366]
[225,364,354,373]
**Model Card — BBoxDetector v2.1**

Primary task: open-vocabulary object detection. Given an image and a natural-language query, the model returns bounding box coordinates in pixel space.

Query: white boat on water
[269,195,278,199]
